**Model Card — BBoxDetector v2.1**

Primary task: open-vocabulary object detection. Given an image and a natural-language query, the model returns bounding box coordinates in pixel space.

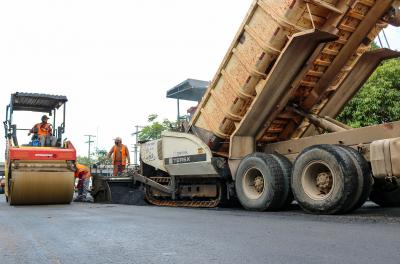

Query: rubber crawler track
[145,177,221,208]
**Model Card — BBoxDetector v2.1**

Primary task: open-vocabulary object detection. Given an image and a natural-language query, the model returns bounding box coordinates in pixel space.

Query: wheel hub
[254,176,264,193]
[243,167,265,199]
[301,160,335,200]
[316,172,333,195]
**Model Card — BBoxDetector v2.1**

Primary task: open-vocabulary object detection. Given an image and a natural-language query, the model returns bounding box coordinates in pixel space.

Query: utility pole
[85,135,96,166]
[177,96,180,123]
[131,125,144,166]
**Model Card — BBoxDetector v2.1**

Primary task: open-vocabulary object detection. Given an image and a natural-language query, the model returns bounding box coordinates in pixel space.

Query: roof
[166,79,208,102]
[10,92,68,112]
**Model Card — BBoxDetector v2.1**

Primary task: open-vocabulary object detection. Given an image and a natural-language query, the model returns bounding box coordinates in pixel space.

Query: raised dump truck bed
[190,0,400,157]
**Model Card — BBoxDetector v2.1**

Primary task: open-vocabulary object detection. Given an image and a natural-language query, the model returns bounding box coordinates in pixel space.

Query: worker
[74,163,91,202]
[106,137,130,176]
[28,115,56,146]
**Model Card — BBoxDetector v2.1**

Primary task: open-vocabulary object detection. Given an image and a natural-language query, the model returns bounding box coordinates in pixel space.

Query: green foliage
[96,149,109,164]
[77,148,108,166]
[370,41,380,50]
[138,114,176,141]
[147,114,158,122]
[338,59,400,128]
[76,156,91,166]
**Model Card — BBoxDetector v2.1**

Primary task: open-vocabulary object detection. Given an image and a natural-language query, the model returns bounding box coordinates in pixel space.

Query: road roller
[3,93,76,205]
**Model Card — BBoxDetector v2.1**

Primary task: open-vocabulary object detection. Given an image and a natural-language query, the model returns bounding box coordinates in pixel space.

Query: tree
[137,114,177,141]
[337,58,400,128]
[77,148,109,166]
[76,156,91,166]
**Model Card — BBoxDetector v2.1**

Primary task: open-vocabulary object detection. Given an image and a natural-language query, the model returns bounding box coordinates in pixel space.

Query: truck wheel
[235,153,287,211]
[270,154,293,208]
[292,145,358,214]
[370,180,400,207]
[337,146,372,213]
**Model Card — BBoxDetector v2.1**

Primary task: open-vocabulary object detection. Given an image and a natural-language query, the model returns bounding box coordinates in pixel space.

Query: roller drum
[8,162,75,205]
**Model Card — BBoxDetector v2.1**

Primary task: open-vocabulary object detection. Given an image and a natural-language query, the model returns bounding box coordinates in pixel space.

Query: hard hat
[114,137,122,142]
[41,115,49,121]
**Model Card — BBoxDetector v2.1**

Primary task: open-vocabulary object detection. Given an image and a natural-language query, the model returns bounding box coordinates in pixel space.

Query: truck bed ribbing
[190,0,398,157]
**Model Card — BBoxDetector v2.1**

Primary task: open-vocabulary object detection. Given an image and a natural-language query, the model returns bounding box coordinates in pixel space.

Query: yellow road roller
[3,93,76,205]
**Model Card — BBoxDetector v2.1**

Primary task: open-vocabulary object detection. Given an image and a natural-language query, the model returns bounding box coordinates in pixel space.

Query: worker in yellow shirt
[74,163,91,202]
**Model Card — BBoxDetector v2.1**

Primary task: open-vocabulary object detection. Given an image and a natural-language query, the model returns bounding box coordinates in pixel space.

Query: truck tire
[235,153,287,211]
[270,154,293,208]
[337,145,372,213]
[292,145,358,214]
[370,180,400,207]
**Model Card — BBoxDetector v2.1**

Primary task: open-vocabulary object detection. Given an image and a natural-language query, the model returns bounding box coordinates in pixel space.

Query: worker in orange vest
[28,115,56,146]
[74,163,91,202]
[106,137,130,176]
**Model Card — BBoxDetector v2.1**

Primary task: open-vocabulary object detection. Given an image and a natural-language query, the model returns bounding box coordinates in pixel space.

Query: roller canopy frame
[9,92,68,113]
[4,93,68,146]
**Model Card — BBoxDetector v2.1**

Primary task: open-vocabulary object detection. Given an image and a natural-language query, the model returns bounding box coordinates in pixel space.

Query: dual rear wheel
[291,145,372,214]
[235,153,292,211]
[235,145,373,214]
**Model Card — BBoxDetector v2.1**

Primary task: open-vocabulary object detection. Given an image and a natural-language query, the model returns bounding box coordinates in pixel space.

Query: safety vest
[113,144,128,165]
[75,163,91,179]
[34,123,52,136]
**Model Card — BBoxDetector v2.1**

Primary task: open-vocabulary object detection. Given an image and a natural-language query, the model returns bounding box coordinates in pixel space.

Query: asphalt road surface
[0,195,399,264]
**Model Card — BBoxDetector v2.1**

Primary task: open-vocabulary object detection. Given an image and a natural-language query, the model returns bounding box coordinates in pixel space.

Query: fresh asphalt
[0,195,399,264]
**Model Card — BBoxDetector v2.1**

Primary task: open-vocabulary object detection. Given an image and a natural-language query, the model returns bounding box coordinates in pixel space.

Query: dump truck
[3,93,76,205]
[94,0,400,214]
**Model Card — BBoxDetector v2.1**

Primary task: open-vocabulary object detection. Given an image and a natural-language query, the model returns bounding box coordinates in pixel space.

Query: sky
[0,0,399,161]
